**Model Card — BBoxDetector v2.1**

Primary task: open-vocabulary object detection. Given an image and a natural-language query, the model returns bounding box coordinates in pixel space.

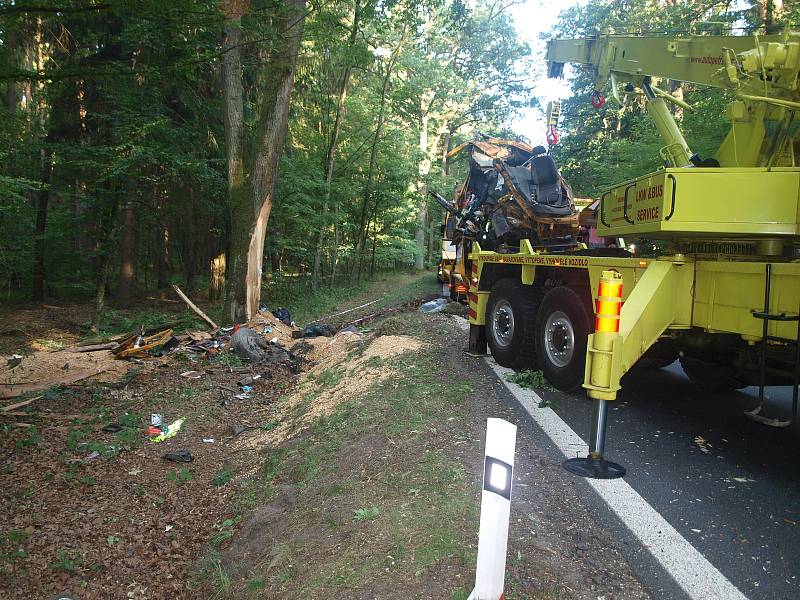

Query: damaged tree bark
[220,0,306,322]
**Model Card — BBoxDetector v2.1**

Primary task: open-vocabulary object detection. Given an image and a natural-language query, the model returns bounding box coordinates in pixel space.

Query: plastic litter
[180,370,202,379]
[102,423,123,433]
[202,438,215,443]
[419,298,449,313]
[299,323,337,338]
[241,385,253,393]
[163,450,193,463]
[272,307,292,326]
[149,417,185,442]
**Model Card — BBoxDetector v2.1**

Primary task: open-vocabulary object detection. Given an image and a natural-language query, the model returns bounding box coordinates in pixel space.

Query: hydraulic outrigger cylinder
[564,270,626,479]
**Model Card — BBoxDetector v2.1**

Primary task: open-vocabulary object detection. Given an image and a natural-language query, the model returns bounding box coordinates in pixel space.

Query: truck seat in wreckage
[447,137,578,247]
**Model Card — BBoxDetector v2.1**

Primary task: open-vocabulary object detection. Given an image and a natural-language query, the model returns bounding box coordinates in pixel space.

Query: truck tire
[535,286,593,393]
[485,279,540,369]
[678,356,747,392]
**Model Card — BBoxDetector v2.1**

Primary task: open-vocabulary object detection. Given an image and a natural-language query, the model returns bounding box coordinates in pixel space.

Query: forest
[1,0,796,324]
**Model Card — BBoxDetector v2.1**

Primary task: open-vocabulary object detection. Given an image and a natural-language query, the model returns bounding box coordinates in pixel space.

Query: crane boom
[546,32,800,168]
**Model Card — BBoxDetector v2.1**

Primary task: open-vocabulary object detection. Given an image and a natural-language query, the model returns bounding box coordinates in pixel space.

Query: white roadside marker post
[468,417,517,600]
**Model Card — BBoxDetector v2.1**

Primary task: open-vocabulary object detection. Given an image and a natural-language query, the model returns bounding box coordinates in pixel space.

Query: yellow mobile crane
[459,29,800,478]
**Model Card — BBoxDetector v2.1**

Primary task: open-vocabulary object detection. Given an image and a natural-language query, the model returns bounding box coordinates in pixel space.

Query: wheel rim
[490,299,515,348]
[544,310,574,368]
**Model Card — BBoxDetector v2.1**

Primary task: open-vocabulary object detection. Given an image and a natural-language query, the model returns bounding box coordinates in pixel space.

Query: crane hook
[546,124,559,146]
[591,90,606,109]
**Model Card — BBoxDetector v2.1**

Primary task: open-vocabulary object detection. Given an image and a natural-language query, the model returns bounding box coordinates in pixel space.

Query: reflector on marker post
[469,418,517,600]
[564,270,626,479]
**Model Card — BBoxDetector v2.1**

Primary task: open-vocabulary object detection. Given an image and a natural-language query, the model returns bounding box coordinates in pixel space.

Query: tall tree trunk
[440,129,450,176]
[329,202,340,285]
[209,253,226,304]
[427,219,435,265]
[313,0,361,288]
[91,194,120,332]
[31,150,52,301]
[115,200,135,307]
[350,39,403,282]
[226,0,306,321]
[217,0,245,312]
[3,26,17,111]
[156,219,171,289]
[369,218,378,278]
[414,90,435,270]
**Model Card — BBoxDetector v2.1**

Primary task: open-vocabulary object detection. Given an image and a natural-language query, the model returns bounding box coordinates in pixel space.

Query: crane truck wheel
[485,279,540,369]
[678,356,747,392]
[535,286,593,393]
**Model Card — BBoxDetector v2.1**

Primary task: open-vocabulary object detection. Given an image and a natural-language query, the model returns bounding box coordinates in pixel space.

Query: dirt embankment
[2,290,650,599]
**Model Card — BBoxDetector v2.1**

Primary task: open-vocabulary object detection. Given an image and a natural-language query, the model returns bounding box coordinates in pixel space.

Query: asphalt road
[544,363,800,600]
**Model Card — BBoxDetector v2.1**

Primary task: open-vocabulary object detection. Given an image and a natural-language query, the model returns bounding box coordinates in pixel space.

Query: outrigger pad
[563,457,626,479]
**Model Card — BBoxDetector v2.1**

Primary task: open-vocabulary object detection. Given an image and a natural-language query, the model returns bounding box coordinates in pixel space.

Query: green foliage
[505,369,553,390]
[50,549,82,572]
[215,352,244,368]
[166,468,193,486]
[210,519,236,547]
[14,426,41,451]
[0,529,29,571]
[211,466,235,487]
[352,507,380,523]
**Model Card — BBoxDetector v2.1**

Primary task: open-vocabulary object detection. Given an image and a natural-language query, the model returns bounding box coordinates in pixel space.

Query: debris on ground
[419,298,450,313]
[271,307,293,326]
[150,417,185,442]
[163,450,194,463]
[0,302,302,399]
[172,284,218,329]
[231,325,271,362]
[112,326,174,359]
[292,323,337,339]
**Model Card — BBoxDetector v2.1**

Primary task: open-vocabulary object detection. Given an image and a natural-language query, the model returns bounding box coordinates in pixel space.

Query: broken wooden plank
[114,329,173,359]
[1,396,41,412]
[0,368,110,399]
[62,342,118,353]
[173,285,218,330]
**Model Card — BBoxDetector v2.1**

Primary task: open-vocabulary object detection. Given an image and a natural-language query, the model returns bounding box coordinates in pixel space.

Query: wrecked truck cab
[440,136,579,254]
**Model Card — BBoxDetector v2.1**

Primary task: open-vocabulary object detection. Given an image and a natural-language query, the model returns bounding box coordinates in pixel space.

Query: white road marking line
[450,316,748,600]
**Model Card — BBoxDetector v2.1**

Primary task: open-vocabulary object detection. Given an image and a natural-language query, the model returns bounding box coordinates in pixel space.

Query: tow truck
[455,29,800,478]
[437,190,466,300]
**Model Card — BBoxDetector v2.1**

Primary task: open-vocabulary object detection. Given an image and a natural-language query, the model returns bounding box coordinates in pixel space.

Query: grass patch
[166,467,193,485]
[212,466,235,487]
[352,507,379,523]
[0,530,29,573]
[505,369,556,395]
[266,270,431,326]
[216,352,244,368]
[50,549,82,572]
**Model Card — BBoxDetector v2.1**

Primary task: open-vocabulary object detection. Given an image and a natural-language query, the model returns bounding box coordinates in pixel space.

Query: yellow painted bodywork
[599,167,800,238]
[468,243,800,397]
